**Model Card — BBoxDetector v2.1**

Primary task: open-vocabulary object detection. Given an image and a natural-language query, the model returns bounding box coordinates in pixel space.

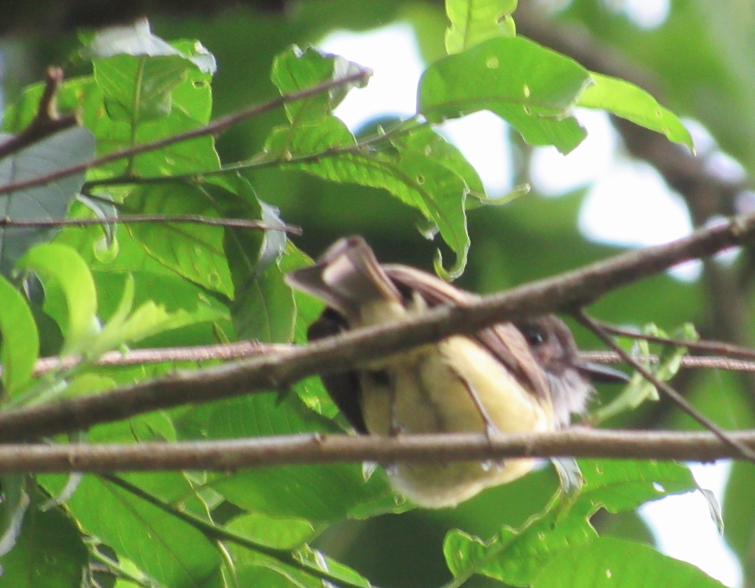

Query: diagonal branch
[0,210,755,442]
[0,69,371,197]
[574,309,755,461]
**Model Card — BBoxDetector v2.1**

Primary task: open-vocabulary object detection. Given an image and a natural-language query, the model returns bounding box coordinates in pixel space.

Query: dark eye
[520,325,546,346]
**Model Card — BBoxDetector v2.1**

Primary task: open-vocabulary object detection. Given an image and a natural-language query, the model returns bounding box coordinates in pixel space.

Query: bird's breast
[359,335,553,436]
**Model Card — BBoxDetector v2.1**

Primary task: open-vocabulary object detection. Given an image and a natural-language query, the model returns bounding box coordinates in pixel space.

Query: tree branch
[0,67,79,160]
[0,214,301,234]
[1,210,755,442]
[26,343,755,377]
[0,429,752,474]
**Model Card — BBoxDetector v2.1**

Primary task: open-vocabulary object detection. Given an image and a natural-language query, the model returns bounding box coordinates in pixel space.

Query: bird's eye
[520,325,546,345]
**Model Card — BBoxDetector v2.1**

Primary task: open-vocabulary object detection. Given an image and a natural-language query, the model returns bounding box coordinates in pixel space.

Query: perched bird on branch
[287,236,627,507]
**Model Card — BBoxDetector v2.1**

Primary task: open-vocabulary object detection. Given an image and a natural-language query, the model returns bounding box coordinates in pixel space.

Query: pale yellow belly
[360,335,553,508]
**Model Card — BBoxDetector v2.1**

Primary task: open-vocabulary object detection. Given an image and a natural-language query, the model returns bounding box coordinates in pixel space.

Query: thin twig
[1,211,755,442]
[0,215,301,234]
[0,429,752,473]
[24,343,755,378]
[0,67,78,161]
[580,350,755,373]
[83,117,424,190]
[0,70,371,197]
[30,341,293,375]
[597,323,755,361]
[574,309,755,462]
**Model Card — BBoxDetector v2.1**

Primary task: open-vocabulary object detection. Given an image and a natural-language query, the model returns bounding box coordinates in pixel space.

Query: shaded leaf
[126,183,234,297]
[0,487,88,588]
[268,117,469,275]
[176,393,395,522]
[0,127,95,276]
[38,473,223,588]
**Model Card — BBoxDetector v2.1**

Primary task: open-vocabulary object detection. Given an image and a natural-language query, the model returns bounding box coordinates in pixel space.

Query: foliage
[0,2,741,588]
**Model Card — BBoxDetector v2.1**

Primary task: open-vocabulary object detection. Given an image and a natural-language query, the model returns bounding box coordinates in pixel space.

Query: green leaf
[38,473,223,588]
[236,564,311,588]
[271,46,370,124]
[95,54,193,122]
[176,393,395,522]
[226,512,313,550]
[0,487,88,588]
[445,0,517,55]
[0,276,38,396]
[206,174,297,341]
[533,537,725,588]
[17,243,98,357]
[0,126,96,276]
[88,274,224,357]
[0,476,29,561]
[592,323,698,424]
[269,117,470,276]
[297,547,372,588]
[232,260,295,343]
[419,36,591,153]
[443,460,696,586]
[126,183,234,297]
[578,73,695,150]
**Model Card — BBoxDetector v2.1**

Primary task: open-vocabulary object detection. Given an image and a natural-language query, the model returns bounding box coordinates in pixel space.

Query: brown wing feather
[382,265,551,403]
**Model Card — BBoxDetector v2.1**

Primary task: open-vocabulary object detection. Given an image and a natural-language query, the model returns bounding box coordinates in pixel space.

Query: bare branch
[581,350,755,373]
[0,215,301,234]
[29,343,755,378]
[31,341,292,375]
[0,429,752,473]
[596,323,755,361]
[0,67,78,160]
[0,70,371,198]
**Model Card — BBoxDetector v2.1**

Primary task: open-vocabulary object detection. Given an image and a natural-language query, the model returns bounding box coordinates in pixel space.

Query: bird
[286,236,627,508]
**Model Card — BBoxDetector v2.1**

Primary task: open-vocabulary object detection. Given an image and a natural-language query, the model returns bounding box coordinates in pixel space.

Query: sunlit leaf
[0,276,38,397]
[445,0,517,54]
[17,243,98,357]
[534,537,725,588]
[420,36,591,153]
[579,73,694,150]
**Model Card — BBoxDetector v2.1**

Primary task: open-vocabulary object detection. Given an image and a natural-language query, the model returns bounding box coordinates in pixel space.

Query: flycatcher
[286,236,626,508]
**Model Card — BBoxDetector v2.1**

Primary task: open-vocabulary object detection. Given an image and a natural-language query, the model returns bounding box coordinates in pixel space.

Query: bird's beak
[575,361,630,384]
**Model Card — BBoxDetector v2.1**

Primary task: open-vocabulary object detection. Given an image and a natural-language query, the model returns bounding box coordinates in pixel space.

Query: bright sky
[320,14,742,588]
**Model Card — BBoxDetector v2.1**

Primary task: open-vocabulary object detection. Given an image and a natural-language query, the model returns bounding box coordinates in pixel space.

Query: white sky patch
[640,462,742,587]
[605,0,671,29]
[531,110,698,280]
[438,112,512,196]
[530,109,618,194]
[320,23,424,131]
